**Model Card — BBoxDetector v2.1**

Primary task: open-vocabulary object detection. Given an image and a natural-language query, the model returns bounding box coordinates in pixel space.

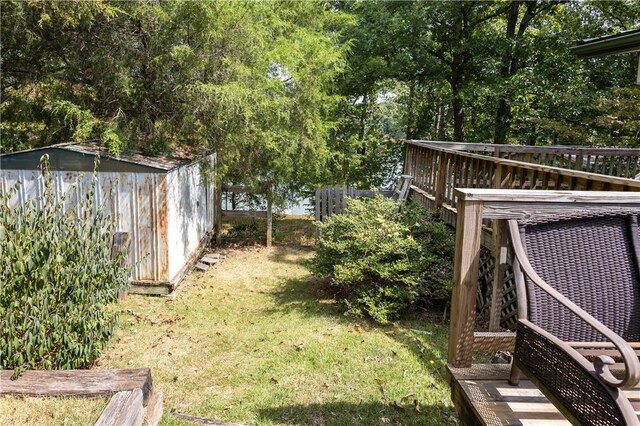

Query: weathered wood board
[142,390,163,426]
[448,363,640,425]
[0,369,153,404]
[201,254,220,265]
[194,262,210,271]
[448,364,571,426]
[95,389,144,426]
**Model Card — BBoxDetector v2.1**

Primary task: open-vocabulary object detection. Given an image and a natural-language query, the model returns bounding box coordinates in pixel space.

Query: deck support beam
[448,200,483,367]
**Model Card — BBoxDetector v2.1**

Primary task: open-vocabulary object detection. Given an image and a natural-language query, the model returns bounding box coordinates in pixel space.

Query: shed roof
[571,28,640,58]
[1,142,212,173]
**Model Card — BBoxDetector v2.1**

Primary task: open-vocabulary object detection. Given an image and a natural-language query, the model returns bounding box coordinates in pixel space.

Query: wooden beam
[95,389,144,426]
[407,142,640,187]
[455,188,640,203]
[0,369,153,404]
[405,139,640,156]
[221,210,267,218]
[448,199,484,368]
[489,221,508,332]
[143,390,163,426]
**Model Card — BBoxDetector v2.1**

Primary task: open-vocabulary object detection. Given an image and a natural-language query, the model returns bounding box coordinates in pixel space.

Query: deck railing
[405,141,640,227]
[403,141,640,364]
[407,140,640,179]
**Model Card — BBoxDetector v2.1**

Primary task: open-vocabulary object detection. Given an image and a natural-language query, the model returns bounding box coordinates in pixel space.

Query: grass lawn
[1,217,455,425]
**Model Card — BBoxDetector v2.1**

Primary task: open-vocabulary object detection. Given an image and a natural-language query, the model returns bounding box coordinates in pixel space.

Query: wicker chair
[507,209,640,426]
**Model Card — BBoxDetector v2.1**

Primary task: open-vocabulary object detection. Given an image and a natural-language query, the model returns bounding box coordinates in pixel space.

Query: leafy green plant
[0,155,130,377]
[312,195,454,323]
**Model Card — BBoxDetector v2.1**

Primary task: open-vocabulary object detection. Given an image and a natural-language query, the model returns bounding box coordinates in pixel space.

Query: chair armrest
[515,319,639,425]
[508,219,640,389]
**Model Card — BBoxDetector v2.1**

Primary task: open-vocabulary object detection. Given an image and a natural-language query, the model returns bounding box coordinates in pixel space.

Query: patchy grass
[0,396,108,426]
[1,218,454,425]
[98,245,454,425]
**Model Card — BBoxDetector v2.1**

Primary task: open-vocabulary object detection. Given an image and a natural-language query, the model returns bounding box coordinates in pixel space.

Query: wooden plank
[407,140,640,157]
[201,254,220,265]
[194,262,209,271]
[0,369,153,404]
[455,188,640,203]
[406,141,640,188]
[435,152,448,210]
[488,220,508,332]
[448,364,572,426]
[481,203,640,220]
[172,413,246,425]
[448,199,484,368]
[221,210,267,218]
[95,389,144,426]
[143,390,163,426]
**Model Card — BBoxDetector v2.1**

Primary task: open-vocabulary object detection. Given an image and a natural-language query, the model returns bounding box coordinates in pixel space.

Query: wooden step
[194,262,209,271]
[95,389,143,426]
[201,254,220,265]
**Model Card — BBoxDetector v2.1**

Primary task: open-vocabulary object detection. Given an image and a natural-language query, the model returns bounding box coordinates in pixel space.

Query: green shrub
[312,195,454,324]
[0,156,130,376]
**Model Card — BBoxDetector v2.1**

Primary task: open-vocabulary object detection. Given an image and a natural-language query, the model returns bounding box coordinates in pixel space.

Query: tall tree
[493,1,560,144]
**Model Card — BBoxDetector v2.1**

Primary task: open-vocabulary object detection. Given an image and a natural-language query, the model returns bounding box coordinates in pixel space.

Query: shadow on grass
[257,401,456,426]
[267,245,452,383]
[267,245,315,266]
[267,274,350,322]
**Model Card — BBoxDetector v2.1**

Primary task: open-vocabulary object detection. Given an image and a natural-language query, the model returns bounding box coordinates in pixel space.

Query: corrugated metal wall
[166,154,216,281]
[1,169,168,283]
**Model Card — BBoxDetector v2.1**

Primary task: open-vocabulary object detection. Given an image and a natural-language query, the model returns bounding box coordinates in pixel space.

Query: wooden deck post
[488,221,508,331]
[435,152,448,212]
[488,163,508,331]
[448,198,484,368]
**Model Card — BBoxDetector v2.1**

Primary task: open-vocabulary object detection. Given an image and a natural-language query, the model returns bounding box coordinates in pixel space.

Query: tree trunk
[406,79,416,139]
[494,1,520,144]
[452,95,465,141]
[436,104,450,140]
[358,94,367,144]
[266,194,273,248]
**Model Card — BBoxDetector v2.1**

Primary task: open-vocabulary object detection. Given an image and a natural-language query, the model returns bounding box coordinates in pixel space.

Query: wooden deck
[447,363,640,425]
[448,364,569,425]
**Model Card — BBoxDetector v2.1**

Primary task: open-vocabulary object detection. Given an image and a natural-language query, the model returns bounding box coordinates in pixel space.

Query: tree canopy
[1,0,346,196]
[2,0,639,198]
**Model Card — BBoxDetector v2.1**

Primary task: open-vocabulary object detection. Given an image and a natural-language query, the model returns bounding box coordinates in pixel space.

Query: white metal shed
[0,142,216,294]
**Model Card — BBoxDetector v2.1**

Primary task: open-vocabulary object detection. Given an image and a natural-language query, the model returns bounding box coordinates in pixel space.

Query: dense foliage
[3,1,639,197]
[1,0,346,207]
[329,0,640,180]
[313,196,454,324]
[0,157,130,376]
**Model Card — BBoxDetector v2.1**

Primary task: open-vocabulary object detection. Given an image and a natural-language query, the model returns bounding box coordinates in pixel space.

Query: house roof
[0,142,212,173]
[571,28,640,59]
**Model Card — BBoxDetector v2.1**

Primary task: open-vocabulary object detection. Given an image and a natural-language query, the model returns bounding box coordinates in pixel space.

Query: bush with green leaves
[0,156,130,376]
[312,195,454,324]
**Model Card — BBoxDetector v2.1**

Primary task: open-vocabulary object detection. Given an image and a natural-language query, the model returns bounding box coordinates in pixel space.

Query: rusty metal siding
[0,169,169,283]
